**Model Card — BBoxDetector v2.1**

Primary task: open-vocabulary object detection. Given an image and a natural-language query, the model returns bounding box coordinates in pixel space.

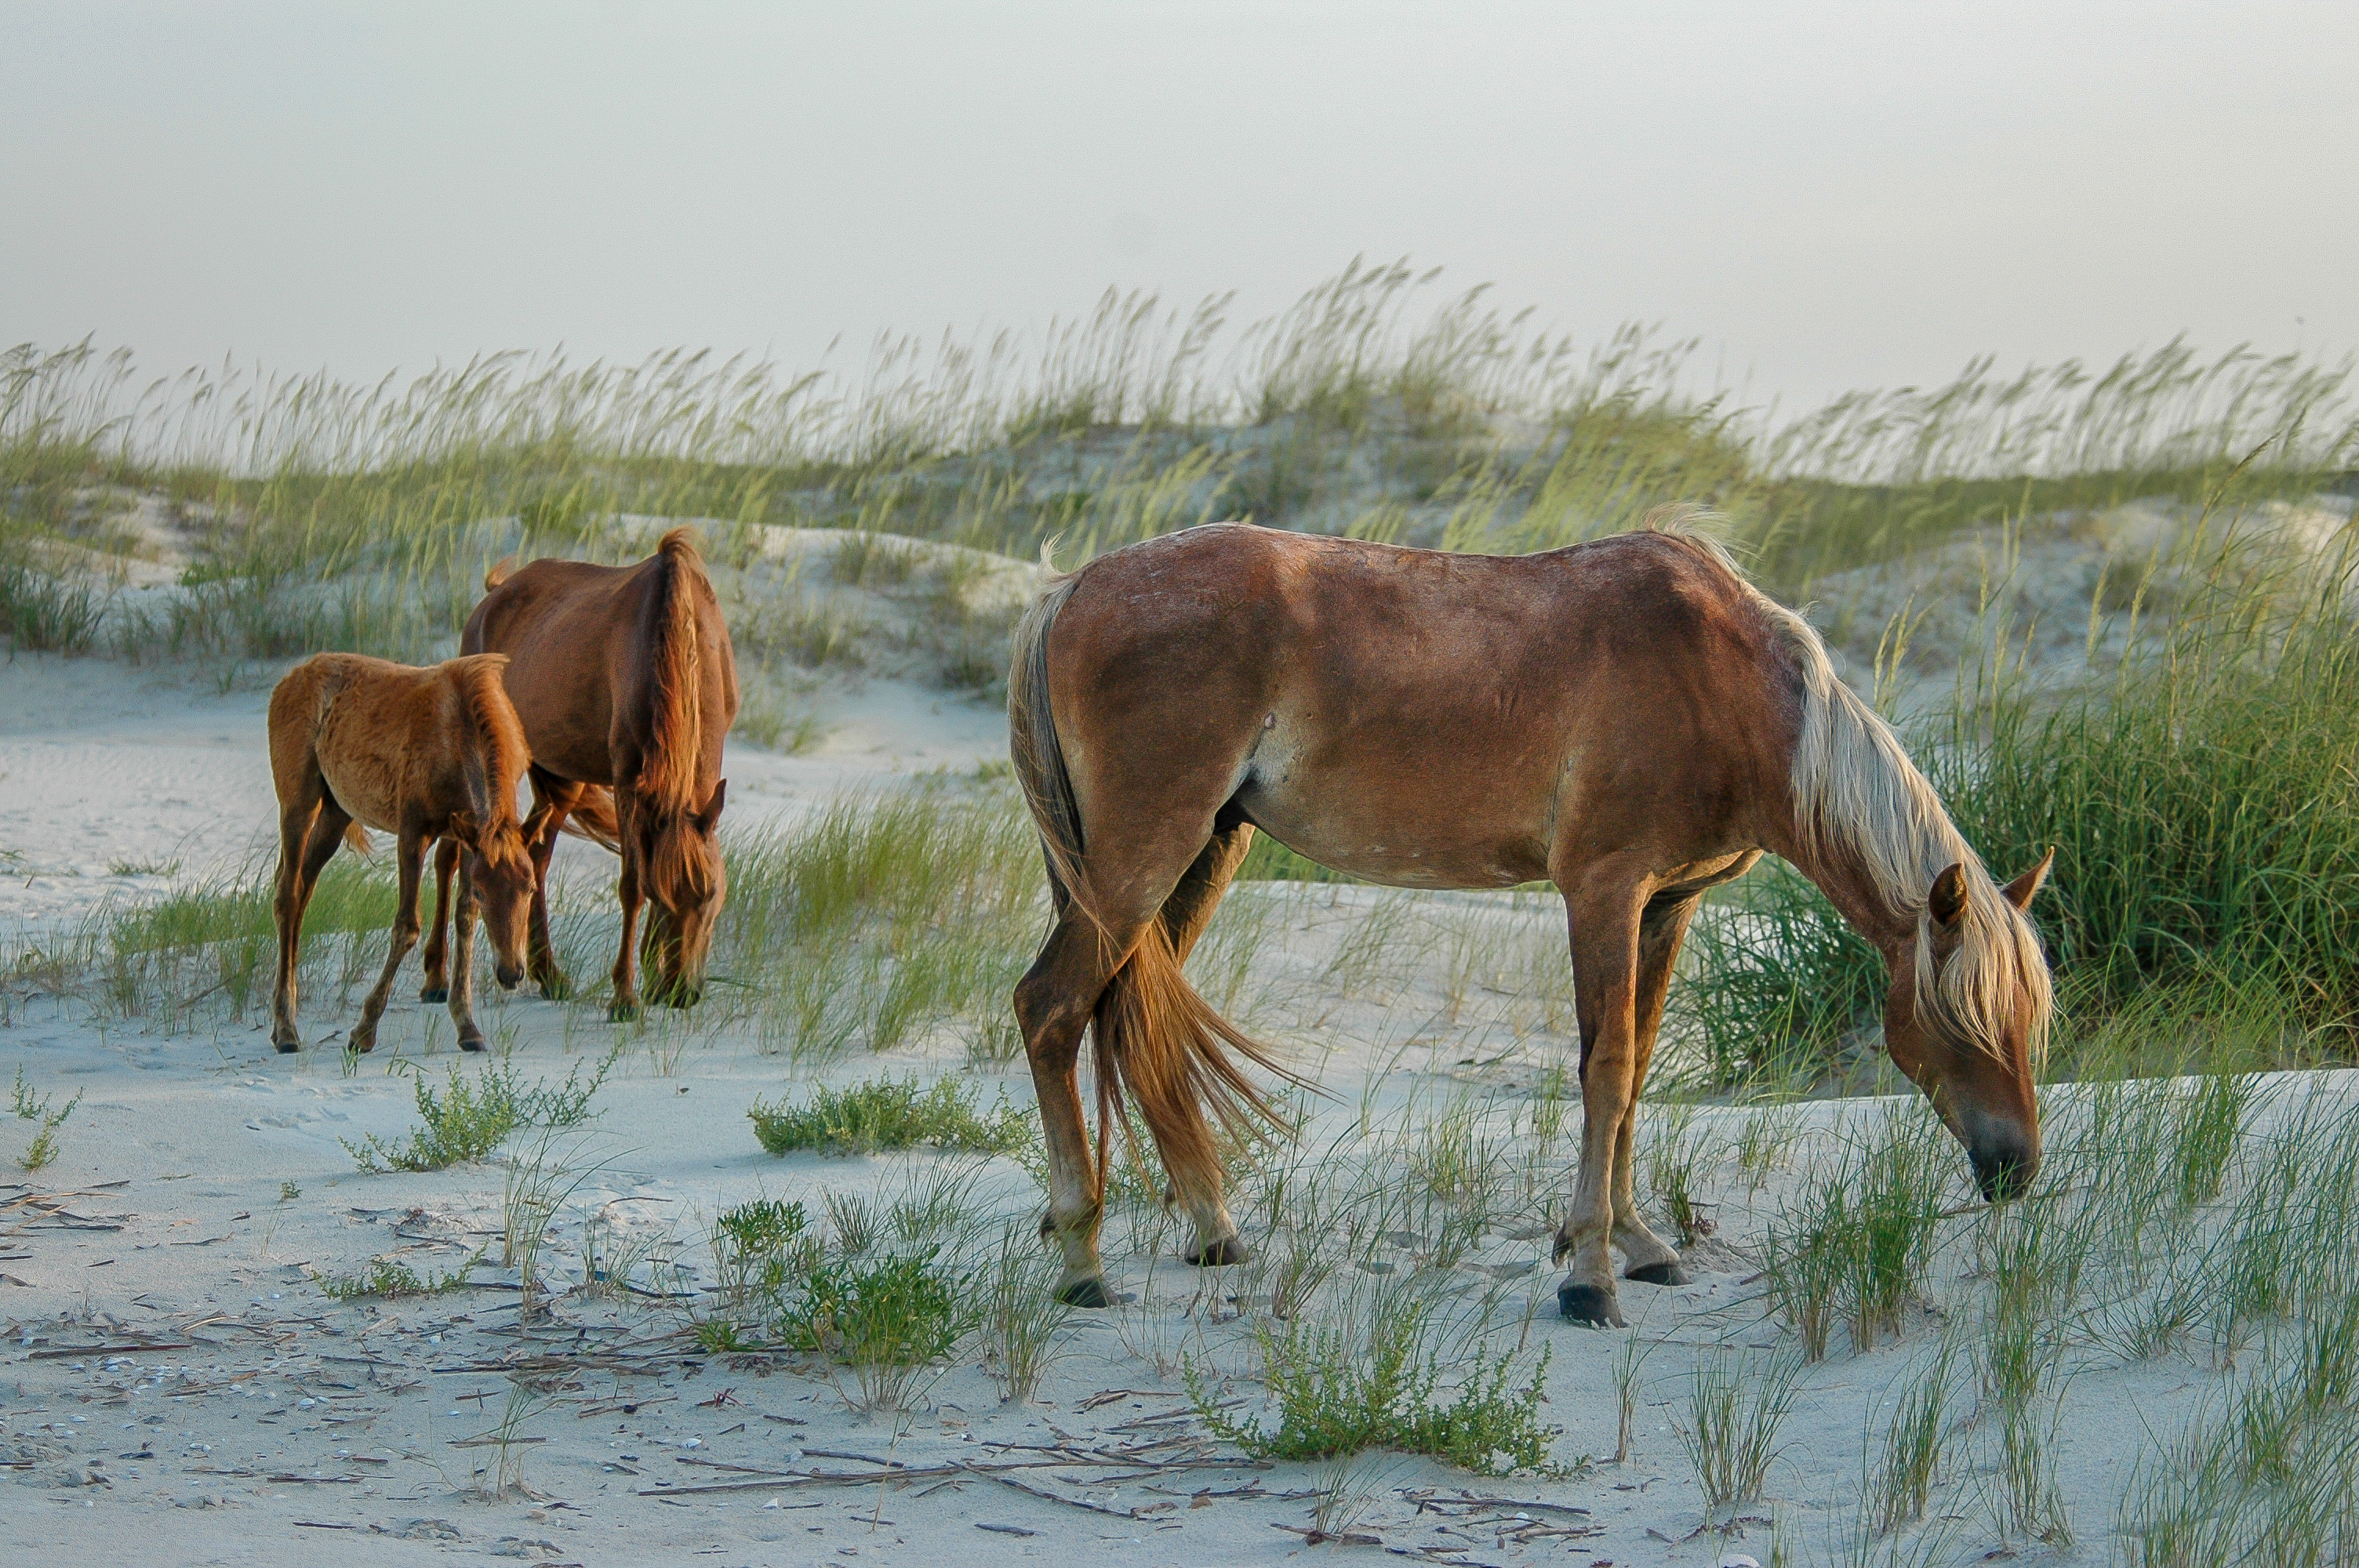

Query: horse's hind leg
[351,827,428,1055]
[448,854,487,1051]
[419,837,459,1004]
[1613,891,1701,1288]
[524,768,585,1000]
[1154,818,1257,1267]
[1016,909,1132,1305]
[271,782,346,1053]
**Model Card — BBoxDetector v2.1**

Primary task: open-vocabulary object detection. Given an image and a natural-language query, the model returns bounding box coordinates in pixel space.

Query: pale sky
[5,2,2354,414]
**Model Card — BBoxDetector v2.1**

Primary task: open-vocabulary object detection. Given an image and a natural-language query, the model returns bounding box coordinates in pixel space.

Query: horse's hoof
[418,986,449,1004]
[1186,1236,1251,1267]
[1627,1261,1688,1287]
[1056,1278,1113,1308]
[459,1033,488,1053]
[608,1000,641,1023]
[273,1039,300,1055]
[1558,1282,1625,1327]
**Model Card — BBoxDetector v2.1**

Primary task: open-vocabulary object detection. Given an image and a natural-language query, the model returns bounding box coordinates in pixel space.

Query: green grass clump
[1765,1112,1948,1359]
[312,1253,480,1300]
[0,543,106,653]
[714,786,1040,1062]
[344,1054,613,1173]
[1188,1297,1557,1475]
[1679,1348,1804,1508]
[747,1074,1031,1157]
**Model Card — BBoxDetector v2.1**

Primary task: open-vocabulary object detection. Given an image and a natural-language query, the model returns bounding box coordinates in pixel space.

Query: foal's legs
[448,853,488,1051]
[1151,820,1256,1266]
[351,827,429,1055]
[523,768,587,1000]
[271,772,350,1053]
[1610,891,1702,1287]
[1550,858,1649,1327]
[419,837,460,1003]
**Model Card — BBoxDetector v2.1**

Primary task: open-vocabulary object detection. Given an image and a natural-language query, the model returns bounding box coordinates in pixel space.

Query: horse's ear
[2002,847,2055,913]
[694,779,727,834]
[1927,863,1968,928]
[449,810,482,848]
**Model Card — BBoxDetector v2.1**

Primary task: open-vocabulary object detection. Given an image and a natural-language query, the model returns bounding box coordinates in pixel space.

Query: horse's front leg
[448,855,487,1051]
[609,833,645,1023]
[419,837,458,1003]
[1611,891,1703,1287]
[1551,866,1648,1327]
[351,828,427,1054]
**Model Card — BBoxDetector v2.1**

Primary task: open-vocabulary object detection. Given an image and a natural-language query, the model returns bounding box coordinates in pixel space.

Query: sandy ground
[1,522,2344,1566]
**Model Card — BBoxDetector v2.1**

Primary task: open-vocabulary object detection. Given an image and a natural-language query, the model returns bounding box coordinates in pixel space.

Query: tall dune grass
[7,260,2355,669]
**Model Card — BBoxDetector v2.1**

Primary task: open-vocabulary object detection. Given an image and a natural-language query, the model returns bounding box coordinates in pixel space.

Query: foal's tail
[1006,572,1290,1214]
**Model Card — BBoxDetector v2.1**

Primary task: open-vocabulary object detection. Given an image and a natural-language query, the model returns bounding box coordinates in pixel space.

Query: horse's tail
[638,527,711,820]
[561,785,623,852]
[1006,569,1291,1216]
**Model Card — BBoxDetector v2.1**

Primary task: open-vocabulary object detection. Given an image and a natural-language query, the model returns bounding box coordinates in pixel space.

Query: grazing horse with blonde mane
[268,652,537,1055]
[1008,517,2054,1325]
[453,527,737,1018]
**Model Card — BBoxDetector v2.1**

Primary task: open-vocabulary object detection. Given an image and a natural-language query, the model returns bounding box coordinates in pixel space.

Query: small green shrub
[10,1066,79,1172]
[711,1198,816,1308]
[313,1253,480,1300]
[774,1248,973,1366]
[344,1054,614,1173]
[747,1074,1031,1157]
[1188,1298,1558,1475]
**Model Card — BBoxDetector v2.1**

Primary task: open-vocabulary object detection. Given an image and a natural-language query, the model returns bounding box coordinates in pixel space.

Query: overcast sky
[5,2,2353,412]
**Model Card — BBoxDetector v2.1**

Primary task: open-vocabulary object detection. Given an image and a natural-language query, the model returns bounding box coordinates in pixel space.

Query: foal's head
[1881,851,2055,1202]
[638,779,728,1007]
[453,813,535,991]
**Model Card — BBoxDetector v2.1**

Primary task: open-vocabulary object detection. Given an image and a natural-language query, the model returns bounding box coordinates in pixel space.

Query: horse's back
[1047,524,1788,887]
[463,557,640,782]
[268,652,453,831]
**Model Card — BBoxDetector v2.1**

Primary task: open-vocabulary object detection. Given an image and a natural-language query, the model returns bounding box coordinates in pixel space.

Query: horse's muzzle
[1971,1135,2039,1203]
[496,964,525,991]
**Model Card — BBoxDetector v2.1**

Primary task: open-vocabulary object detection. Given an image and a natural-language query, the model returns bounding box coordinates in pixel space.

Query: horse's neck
[1776,800,1920,964]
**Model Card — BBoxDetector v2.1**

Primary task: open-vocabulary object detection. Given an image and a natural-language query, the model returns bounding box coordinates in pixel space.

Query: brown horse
[453,527,737,1019]
[1007,519,2054,1325]
[268,652,536,1054]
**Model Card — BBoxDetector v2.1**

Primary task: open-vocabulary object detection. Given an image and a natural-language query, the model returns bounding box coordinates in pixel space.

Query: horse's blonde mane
[1655,516,2052,1063]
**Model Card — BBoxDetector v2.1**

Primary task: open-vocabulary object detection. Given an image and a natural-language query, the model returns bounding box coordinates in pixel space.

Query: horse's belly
[1235,772,1552,889]
[314,753,405,835]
